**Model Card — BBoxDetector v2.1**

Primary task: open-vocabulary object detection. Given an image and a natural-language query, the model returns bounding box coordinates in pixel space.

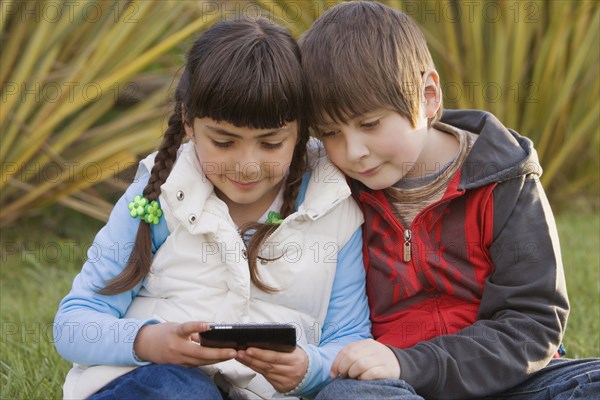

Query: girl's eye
[361,119,380,129]
[212,140,233,148]
[262,142,283,150]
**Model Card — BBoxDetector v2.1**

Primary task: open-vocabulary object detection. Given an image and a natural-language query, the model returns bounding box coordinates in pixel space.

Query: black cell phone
[200,323,296,353]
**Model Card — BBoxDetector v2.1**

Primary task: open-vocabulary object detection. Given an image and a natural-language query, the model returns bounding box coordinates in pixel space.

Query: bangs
[185,19,303,129]
[306,58,403,128]
[300,1,433,130]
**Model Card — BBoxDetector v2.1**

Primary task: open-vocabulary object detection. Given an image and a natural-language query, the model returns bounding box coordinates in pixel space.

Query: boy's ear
[422,69,442,119]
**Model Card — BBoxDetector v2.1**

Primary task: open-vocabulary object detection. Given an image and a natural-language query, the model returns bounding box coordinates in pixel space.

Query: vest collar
[141,141,353,234]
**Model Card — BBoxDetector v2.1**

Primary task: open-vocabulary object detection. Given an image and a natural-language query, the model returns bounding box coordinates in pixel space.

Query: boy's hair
[100,18,308,295]
[299,1,442,129]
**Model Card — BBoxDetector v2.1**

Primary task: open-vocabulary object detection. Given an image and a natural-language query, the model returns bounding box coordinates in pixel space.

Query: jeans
[315,358,600,400]
[482,358,600,400]
[88,364,224,400]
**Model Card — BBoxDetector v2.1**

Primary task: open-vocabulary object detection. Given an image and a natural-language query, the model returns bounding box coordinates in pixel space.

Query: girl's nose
[232,146,260,178]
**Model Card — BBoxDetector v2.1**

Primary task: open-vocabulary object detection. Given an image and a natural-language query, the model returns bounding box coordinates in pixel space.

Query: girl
[54,18,370,399]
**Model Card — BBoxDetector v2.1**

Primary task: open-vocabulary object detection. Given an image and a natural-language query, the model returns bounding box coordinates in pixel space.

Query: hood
[440,109,542,190]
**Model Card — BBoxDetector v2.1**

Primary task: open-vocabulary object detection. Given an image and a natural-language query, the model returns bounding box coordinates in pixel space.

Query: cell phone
[200,323,296,353]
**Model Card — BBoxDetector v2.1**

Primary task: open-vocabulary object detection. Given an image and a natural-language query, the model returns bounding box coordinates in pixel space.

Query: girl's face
[185,117,298,217]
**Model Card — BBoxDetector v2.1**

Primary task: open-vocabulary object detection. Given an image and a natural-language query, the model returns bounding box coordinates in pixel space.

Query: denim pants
[315,358,600,400]
[88,364,225,400]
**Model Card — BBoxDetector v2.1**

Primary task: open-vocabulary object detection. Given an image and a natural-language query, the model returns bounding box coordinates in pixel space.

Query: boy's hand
[134,321,237,366]
[236,346,308,393]
[331,339,400,380]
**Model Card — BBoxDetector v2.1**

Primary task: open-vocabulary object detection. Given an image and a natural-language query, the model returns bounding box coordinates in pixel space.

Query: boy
[299,2,599,399]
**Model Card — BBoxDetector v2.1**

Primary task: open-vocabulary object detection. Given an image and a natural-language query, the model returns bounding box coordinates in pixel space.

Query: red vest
[357,171,497,348]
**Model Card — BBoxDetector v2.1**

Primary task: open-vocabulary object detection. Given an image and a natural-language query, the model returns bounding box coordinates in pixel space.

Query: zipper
[262,217,287,245]
[403,229,412,262]
[404,193,461,263]
[208,208,292,263]
[254,213,300,262]
[361,180,466,266]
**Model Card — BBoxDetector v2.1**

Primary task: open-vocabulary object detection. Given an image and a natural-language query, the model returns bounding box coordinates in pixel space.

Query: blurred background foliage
[1,0,599,227]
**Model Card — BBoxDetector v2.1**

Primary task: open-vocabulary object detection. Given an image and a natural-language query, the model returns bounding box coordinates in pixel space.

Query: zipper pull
[403,229,412,262]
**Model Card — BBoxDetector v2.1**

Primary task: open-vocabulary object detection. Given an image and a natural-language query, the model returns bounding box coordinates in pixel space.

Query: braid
[244,126,309,293]
[98,104,185,295]
[279,132,309,218]
[144,103,185,201]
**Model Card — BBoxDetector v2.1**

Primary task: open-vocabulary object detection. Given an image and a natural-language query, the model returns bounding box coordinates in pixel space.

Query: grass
[555,209,600,358]
[1,206,598,398]
[1,207,103,398]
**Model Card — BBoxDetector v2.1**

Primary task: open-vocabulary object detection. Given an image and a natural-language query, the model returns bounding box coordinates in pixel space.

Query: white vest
[63,143,363,399]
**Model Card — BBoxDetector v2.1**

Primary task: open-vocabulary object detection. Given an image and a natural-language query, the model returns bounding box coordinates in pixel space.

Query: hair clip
[128,195,163,225]
[265,211,283,225]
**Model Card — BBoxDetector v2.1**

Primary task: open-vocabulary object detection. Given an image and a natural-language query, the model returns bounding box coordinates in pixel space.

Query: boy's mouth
[357,165,382,177]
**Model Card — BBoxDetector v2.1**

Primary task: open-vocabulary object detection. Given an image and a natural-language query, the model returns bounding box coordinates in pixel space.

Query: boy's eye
[319,130,338,138]
[361,119,380,129]
[212,140,233,148]
[262,142,283,150]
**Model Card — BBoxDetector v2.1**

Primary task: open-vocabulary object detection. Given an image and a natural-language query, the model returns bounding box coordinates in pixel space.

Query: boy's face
[318,109,429,190]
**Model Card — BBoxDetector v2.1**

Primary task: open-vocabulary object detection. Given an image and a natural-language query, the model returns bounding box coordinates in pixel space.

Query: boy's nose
[345,136,370,162]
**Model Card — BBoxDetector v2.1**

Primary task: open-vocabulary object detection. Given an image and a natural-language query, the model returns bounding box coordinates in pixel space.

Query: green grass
[1,207,103,399]
[1,207,598,398]
[556,211,600,358]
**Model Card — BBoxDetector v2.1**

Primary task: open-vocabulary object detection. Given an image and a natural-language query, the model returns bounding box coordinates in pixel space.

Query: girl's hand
[134,321,236,367]
[331,338,401,380]
[235,346,308,393]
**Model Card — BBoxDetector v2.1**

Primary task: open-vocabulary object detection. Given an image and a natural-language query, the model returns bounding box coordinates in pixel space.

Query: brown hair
[299,1,442,130]
[99,18,308,295]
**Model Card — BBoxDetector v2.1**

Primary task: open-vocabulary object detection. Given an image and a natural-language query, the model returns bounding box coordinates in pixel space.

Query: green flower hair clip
[128,195,163,225]
[265,211,283,225]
